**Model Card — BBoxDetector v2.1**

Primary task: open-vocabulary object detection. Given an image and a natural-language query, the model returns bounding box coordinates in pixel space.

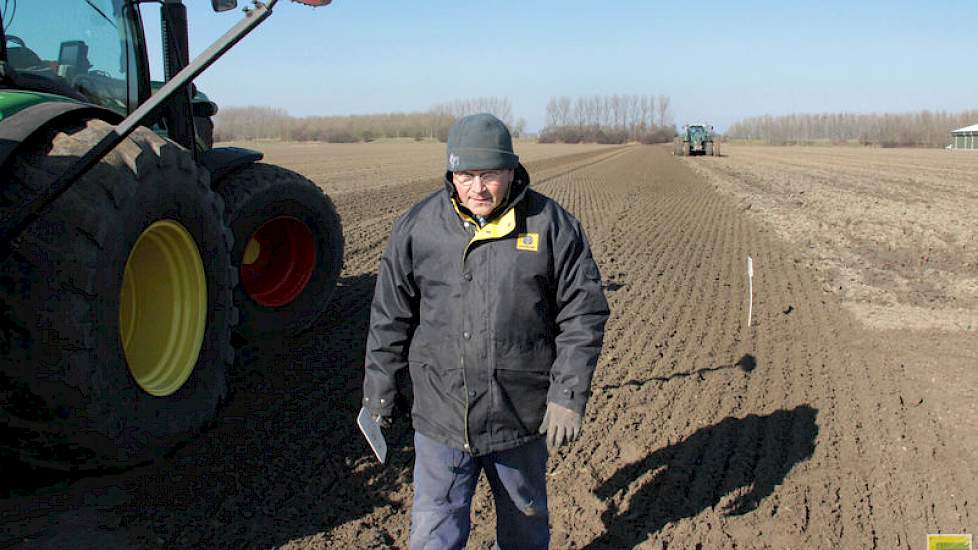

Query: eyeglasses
[453,170,507,187]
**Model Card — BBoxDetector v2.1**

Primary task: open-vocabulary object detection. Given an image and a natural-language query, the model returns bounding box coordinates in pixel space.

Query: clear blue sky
[149,0,977,132]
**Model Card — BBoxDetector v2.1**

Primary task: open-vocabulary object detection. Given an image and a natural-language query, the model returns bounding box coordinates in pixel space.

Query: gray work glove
[538,401,582,451]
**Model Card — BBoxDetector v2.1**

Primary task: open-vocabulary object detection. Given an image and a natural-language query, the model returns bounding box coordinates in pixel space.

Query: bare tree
[513,117,527,138]
[545,97,560,128]
[656,95,671,128]
[557,96,572,127]
[639,95,654,131]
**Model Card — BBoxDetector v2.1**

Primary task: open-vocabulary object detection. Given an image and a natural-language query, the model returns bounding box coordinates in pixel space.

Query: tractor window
[135,3,165,84]
[688,126,708,141]
[2,0,132,114]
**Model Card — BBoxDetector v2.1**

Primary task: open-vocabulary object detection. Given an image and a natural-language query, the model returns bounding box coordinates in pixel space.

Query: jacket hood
[443,162,531,223]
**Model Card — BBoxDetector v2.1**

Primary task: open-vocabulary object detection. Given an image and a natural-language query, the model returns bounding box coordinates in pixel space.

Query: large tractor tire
[674,139,686,156]
[704,141,715,157]
[683,142,691,157]
[0,119,236,470]
[215,164,343,343]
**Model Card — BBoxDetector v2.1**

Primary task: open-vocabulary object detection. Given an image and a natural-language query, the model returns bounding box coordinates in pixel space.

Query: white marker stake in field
[747,256,754,328]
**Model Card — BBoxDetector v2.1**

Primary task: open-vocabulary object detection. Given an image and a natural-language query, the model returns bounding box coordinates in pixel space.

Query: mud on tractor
[674,123,720,157]
[0,0,340,469]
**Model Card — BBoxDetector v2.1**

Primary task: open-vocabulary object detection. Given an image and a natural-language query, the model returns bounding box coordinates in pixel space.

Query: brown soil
[217,141,621,195]
[683,144,978,332]
[2,145,975,549]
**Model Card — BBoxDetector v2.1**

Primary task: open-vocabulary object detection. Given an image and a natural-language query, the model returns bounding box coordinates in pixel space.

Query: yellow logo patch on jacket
[516,233,539,252]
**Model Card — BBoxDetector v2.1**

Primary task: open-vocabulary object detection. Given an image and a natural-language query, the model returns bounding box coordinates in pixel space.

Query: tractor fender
[0,101,122,170]
[200,146,264,184]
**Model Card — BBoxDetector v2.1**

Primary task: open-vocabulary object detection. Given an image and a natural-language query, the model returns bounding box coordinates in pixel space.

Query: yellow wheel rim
[119,220,207,397]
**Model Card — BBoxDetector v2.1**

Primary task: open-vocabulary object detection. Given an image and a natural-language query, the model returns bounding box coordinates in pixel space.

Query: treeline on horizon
[726,110,978,148]
[213,97,525,144]
[212,94,679,144]
[539,94,677,144]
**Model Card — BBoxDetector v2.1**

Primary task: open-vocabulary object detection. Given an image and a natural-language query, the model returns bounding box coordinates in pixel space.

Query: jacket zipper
[461,221,472,453]
[456,207,514,454]
[461,354,471,453]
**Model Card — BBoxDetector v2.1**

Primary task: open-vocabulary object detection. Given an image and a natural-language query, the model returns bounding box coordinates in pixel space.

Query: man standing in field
[362,113,609,549]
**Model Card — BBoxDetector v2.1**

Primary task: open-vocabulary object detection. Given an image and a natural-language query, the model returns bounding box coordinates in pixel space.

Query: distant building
[951,124,978,149]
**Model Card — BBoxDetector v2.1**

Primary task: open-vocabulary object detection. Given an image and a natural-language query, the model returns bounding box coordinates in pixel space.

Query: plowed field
[684,144,978,332]
[2,144,975,549]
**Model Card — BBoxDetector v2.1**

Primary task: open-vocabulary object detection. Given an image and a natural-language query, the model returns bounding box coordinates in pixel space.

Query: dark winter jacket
[362,164,609,456]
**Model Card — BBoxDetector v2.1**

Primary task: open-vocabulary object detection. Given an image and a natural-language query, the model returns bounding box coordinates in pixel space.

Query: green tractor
[674,123,720,157]
[0,0,341,469]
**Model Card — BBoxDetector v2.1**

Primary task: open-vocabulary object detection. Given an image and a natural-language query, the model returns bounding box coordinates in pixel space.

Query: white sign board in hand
[357,406,388,464]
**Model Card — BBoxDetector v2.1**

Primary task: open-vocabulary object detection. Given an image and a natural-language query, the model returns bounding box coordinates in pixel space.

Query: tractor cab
[1,0,141,115]
[1,0,231,153]
[687,125,709,145]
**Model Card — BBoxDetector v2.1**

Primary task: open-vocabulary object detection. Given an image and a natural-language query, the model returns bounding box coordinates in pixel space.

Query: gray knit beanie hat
[446,113,519,172]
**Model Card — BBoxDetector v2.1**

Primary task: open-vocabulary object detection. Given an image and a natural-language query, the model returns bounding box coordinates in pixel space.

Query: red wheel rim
[240,216,316,307]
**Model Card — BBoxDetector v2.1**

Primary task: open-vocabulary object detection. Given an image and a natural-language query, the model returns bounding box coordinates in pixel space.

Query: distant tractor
[674,124,720,157]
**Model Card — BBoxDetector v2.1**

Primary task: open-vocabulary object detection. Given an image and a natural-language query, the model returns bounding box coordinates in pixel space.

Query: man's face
[452,169,514,217]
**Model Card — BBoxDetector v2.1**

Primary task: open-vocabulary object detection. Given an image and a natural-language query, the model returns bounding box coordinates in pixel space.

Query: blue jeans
[409,431,549,550]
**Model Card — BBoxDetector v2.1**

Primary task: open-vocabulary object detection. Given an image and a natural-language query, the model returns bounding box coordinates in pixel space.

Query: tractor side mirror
[211,0,237,12]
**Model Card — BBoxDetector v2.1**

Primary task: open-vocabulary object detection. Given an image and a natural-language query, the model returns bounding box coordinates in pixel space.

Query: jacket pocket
[409,361,466,435]
[492,366,550,435]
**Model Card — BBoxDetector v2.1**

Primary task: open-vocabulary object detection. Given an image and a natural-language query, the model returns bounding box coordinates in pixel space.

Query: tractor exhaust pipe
[162,1,191,81]
[161,0,195,152]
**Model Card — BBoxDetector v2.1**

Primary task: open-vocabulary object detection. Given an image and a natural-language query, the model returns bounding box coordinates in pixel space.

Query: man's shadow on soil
[583,405,818,549]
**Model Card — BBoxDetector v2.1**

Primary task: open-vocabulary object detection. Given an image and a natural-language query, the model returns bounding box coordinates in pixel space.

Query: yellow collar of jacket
[451,198,517,244]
